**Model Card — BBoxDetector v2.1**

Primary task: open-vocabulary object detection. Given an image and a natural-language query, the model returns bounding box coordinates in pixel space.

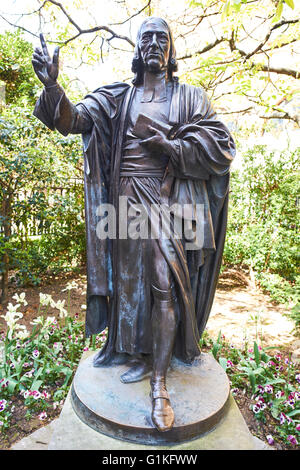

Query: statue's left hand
[140,126,174,155]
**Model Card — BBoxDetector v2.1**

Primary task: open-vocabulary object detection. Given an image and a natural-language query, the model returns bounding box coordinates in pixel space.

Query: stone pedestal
[46,353,270,452]
[71,352,230,445]
[47,351,270,450]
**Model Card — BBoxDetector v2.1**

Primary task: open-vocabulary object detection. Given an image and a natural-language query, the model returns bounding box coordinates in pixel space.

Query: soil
[0,267,299,450]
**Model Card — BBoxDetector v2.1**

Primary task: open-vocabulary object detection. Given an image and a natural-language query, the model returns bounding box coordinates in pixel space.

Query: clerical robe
[33,79,235,363]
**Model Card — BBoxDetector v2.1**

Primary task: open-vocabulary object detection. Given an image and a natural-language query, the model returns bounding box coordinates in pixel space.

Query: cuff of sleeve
[168,139,181,164]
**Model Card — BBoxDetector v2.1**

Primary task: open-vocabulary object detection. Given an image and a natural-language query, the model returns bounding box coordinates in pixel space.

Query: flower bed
[0,285,106,448]
[200,331,300,449]
[0,287,299,450]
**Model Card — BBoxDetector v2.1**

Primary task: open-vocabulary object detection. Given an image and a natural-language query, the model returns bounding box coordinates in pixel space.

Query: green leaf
[7,378,18,393]
[283,0,294,9]
[287,409,300,417]
[221,1,231,21]
[30,379,43,391]
[249,371,256,392]
[254,342,261,366]
[273,0,283,22]
[219,357,228,371]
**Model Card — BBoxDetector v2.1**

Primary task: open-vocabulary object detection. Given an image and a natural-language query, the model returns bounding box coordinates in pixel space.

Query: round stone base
[71,352,230,445]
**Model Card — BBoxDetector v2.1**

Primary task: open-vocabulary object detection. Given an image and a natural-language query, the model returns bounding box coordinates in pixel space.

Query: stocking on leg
[150,284,177,432]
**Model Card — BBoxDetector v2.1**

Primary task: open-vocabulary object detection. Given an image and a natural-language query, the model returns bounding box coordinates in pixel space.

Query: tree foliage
[0,0,299,125]
[224,144,300,304]
[0,32,84,301]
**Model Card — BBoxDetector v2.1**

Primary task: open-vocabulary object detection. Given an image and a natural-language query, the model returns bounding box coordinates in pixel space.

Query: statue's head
[132,17,178,85]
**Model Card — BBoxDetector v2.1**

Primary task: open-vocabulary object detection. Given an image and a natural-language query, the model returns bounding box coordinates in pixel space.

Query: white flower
[12,292,28,306]
[81,304,86,310]
[39,293,55,307]
[44,316,56,328]
[15,328,29,340]
[30,316,44,326]
[55,300,68,318]
[62,281,78,292]
[1,305,23,339]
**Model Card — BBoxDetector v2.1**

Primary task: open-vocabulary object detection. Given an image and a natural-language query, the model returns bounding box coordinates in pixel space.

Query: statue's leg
[150,241,178,432]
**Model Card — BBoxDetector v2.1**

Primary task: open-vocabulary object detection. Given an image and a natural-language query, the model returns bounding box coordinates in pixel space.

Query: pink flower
[287,435,298,446]
[227,360,234,368]
[38,412,47,421]
[31,391,41,400]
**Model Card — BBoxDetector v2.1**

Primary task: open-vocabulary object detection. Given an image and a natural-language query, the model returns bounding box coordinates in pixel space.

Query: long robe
[33,79,235,363]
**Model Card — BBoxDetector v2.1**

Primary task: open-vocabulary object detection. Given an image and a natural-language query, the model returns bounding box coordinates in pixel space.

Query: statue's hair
[131,17,178,85]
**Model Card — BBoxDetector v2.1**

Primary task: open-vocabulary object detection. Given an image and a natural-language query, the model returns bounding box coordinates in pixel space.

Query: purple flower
[255,395,265,403]
[280,412,293,425]
[288,399,295,409]
[264,384,273,394]
[0,400,7,412]
[266,435,274,445]
[287,435,298,446]
[253,404,261,414]
[296,374,300,384]
[280,412,287,425]
[257,385,264,394]
[275,391,285,399]
[32,349,39,358]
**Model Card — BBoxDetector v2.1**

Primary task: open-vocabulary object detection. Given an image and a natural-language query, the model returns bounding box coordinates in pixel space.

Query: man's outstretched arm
[32,34,92,136]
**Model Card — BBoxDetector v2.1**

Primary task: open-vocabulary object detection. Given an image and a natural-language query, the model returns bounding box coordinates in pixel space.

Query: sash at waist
[120,168,165,178]
[120,151,168,178]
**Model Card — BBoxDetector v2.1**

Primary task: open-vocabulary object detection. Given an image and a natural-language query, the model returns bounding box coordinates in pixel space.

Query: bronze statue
[32,17,235,433]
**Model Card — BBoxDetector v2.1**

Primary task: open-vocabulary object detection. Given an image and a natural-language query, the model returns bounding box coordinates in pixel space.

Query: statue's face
[139,20,170,73]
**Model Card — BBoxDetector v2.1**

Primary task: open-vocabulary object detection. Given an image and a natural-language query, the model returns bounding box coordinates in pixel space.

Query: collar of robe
[141,70,168,103]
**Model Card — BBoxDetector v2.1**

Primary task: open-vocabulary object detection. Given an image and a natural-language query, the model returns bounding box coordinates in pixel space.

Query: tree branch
[177,37,224,60]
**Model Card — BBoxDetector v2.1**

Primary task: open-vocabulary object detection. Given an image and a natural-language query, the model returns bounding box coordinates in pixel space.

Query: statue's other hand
[32,33,59,87]
[140,126,173,155]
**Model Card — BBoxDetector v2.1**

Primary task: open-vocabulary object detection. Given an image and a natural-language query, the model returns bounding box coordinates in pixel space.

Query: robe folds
[33,79,236,363]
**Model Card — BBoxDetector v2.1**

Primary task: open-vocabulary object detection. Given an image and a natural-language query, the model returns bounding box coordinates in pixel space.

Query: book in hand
[132,113,172,140]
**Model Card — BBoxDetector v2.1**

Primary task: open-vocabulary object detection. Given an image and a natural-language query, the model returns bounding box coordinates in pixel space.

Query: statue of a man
[32,17,235,433]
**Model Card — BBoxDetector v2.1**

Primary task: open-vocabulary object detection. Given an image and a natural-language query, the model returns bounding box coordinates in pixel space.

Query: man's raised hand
[32,33,60,87]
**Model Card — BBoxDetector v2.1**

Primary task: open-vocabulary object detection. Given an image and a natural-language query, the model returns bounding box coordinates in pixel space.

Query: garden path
[0,268,298,354]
